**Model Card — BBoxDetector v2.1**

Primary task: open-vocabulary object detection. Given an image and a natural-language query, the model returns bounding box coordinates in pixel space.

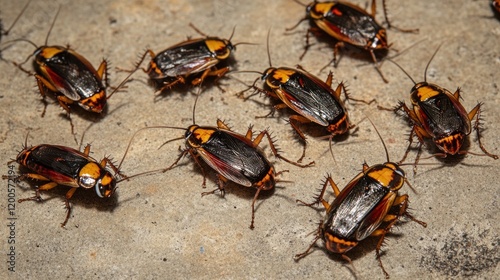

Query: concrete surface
[1,0,499,279]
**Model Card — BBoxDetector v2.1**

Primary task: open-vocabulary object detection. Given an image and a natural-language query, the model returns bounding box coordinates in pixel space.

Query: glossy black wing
[282,70,345,126]
[44,50,104,100]
[154,39,215,77]
[324,3,381,46]
[27,145,90,179]
[200,130,271,186]
[418,94,468,137]
[325,175,389,240]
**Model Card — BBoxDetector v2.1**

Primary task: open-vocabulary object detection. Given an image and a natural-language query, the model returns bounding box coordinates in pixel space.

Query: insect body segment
[411,83,471,154]
[263,67,348,129]
[296,162,426,279]
[131,26,235,93]
[291,0,414,82]
[148,38,232,79]
[295,120,426,279]
[9,6,112,117]
[260,66,352,161]
[184,122,275,190]
[34,45,108,114]
[163,119,313,229]
[6,6,134,143]
[390,46,499,164]
[398,83,498,161]
[306,1,388,51]
[8,144,121,227]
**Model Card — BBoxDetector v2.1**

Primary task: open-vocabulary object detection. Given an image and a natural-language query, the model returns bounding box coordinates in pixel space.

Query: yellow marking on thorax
[367,166,394,187]
[39,46,64,59]
[192,128,217,145]
[79,162,101,179]
[416,86,440,102]
[271,69,295,84]
[205,39,230,59]
[312,3,335,18]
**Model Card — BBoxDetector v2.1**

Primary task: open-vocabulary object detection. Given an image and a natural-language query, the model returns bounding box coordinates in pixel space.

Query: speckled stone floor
[1,0,499,279]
